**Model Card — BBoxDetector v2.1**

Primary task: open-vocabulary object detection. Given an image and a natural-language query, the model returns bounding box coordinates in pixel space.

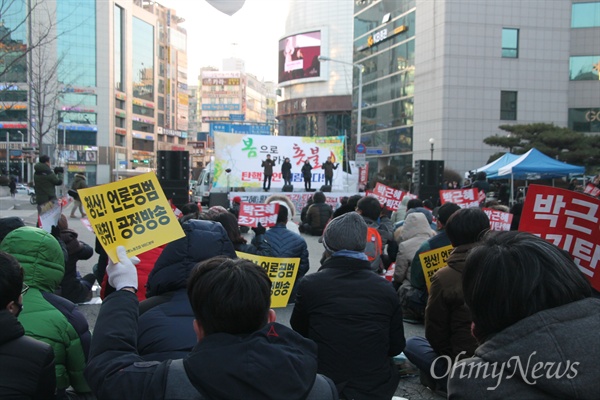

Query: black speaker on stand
[157,151,190,209]
[414,160,444,205]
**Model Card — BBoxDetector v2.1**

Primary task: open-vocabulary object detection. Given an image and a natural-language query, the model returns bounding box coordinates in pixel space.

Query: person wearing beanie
[291,212,406,400]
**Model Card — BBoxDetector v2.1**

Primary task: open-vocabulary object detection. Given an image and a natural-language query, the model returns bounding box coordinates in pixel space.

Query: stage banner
[482,208,513,231]
[439,188,479,208]
[213,132,345,190]
[228,192,363,216]
[519,184,600,291]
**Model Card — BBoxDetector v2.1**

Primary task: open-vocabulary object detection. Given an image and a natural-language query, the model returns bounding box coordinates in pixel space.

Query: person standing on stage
[261,154,275,192]
[302,160,313,191]
[281,157,292,186]
[321,157,339,187]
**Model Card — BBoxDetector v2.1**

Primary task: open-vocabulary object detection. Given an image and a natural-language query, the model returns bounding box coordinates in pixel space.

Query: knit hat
[322,212,367,253]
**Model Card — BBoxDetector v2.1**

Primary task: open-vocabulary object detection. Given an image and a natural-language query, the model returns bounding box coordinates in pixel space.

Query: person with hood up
[291,212,406,400]
[33,155,63,216]
[69,172,87,219]
[0,226,92,399]
[85,248,338,400]
[0,251,56,399]
[137,219,237,361]
[449,231,600,399]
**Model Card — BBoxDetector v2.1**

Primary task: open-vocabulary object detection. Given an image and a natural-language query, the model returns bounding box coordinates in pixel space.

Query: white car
[15,184,35,195]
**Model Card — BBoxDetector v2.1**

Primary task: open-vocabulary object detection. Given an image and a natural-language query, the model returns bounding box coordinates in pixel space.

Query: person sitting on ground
[404,207,489,396]
[0,216,25,244]
[332,194,362,219]
[449,231,600,399]
[300,191,332,236]
[0,251,56,399]
[0,226,92,398]
[265,194,300,234]
[138,219,237,361]
[390,195,412,225]
[356,196,394,270]
[393,198,424,231]
[56,214,96,303]
[85,249,338,400]
[300,195,313,225]
[291,212,406,400]
[407,202,461,322]
[214,212,272,256]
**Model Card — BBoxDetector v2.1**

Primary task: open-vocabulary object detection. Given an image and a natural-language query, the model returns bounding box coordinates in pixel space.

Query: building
[351,0,600,180]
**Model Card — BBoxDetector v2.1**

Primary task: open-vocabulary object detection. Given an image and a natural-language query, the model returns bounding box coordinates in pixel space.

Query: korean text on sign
[439,189,479,208]
[482,208,513,231]
[237,203,280,228]
[519,185,600,291]
[78,172,185,262]
[419,245,454,290]
[373,182,405,211]
[236,252,300,308]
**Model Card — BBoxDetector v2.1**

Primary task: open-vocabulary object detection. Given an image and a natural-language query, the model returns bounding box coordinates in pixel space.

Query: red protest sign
[482,208,513,231]
[584,183,600,198]
[238,202,280,228]
[371,182,405,211]
[519,184,600,291]
[439,188,479,208]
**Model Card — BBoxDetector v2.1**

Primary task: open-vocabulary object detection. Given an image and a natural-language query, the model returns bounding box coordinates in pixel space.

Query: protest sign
[371,182,405,211]
[439,188,479,208]
[519,184,600,291]
[482,208,513,231]
[584,183,600,198]
[78,172,185,262]
[238,203,280,227]
[38,201,62,232]
[236,252,299,308]
[419,244,454,290]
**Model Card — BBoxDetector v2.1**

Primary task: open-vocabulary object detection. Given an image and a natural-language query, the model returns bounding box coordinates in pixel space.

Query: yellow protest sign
[78,172,185,262]
[236,252,299,308]
[419,244,454,290]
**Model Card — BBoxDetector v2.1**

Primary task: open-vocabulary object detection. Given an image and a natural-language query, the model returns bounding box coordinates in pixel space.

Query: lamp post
[318,55,364,147]
[16,130,24,182]
[429,138,435,160]
[4,131,9,176]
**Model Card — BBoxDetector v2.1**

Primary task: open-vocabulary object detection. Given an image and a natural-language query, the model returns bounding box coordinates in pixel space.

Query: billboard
[213,132,345,190]
[278,30,323,85]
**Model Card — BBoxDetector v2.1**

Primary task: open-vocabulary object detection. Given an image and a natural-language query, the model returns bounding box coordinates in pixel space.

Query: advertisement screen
[278,30,321,85]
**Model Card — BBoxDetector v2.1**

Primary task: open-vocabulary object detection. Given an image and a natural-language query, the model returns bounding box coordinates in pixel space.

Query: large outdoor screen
[278,30,322,85]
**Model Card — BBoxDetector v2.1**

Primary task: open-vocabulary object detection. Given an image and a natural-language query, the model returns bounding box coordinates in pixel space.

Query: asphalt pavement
[0,192,440,400]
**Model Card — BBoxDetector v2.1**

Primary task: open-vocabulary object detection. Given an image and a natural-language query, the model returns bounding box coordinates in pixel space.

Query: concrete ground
[0,192,440,400]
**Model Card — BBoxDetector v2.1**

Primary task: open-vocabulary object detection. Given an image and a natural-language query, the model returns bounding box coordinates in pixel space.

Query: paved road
[0,192,439,400]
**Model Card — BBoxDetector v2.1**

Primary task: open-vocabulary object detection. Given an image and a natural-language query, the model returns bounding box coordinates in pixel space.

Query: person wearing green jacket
[0,226,92,399]
[33,155,63,217]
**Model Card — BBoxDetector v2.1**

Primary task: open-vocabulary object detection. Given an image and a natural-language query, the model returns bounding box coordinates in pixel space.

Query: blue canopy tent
[496,148,585,203]
[473,152,521,179]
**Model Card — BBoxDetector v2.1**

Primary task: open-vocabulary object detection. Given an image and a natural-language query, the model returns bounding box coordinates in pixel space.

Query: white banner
[213,132,350,191]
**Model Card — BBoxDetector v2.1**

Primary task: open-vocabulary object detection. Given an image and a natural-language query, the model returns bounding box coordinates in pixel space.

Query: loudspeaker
[158,179,189,209]
[209,192,229,208]
[157,151,189,181]
[414,160,444,187]
[320,185,332,192]
[282,185,294,192]
[415,184,440,204]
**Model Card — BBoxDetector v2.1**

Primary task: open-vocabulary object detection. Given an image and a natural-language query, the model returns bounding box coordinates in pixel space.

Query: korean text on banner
[482,208,513,231]
[584,183,600,198]
[238,203,280,228]
[519,184,600,291]
[236,252,299,308]
[78,172,185,262]
[372,182,405,211]
[439,189,479,208]
[419,244,454,290]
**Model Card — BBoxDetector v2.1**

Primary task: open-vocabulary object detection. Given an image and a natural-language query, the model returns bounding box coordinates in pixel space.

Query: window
[572,2,600,28]
[500,91,517,120]
[569,56,600,80]
[502,28,519,58]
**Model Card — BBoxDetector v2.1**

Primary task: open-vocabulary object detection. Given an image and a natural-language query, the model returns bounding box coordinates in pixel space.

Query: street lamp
[429,138,435,160]
[318,55,364,146]
[17,130,24,182]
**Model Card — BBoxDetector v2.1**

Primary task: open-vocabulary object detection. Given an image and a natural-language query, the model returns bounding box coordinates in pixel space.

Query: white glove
[107,246,140,291]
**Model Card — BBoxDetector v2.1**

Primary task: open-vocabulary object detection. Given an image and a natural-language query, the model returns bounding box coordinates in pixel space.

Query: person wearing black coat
[281,157,293,186]
[0,251,56,399]
[301,160,313,191]
[137,219,237,361]
[291,213,405,400]
[300,191,332,236]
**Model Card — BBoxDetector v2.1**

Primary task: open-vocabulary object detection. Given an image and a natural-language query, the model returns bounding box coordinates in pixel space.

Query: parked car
[15,184,35,195]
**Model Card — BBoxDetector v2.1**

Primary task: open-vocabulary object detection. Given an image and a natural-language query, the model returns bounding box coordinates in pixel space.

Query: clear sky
[160,0,290,84]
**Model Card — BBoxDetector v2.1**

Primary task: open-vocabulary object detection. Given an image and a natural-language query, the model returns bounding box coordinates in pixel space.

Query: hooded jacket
[0,310,56,399]
[448,298,600,399]
[290,256,406,400]
[0,226,91,394]
[71,173,87,191]
[33,162,62,205]
[59,227,94,303]
[86,290,336,400]
[138,220,237,360]
[393,212,436,285]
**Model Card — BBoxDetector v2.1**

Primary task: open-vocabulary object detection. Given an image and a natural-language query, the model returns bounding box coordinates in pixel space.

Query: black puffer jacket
[139,220,237,360]
[0,310,56,399]
[306,203,333,236]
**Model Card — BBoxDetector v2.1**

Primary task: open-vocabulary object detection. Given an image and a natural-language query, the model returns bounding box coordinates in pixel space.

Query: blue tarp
[497,148,585,180]
[473,153,521,179]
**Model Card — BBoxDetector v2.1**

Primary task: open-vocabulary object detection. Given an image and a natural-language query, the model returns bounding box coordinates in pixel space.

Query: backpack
[365,226,384,274]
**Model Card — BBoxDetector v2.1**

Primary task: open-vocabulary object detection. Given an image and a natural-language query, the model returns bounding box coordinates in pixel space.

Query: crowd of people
[1,155,599,399]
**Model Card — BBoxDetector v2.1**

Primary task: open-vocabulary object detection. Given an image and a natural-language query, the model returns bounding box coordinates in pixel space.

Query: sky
[160,0,290,83]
